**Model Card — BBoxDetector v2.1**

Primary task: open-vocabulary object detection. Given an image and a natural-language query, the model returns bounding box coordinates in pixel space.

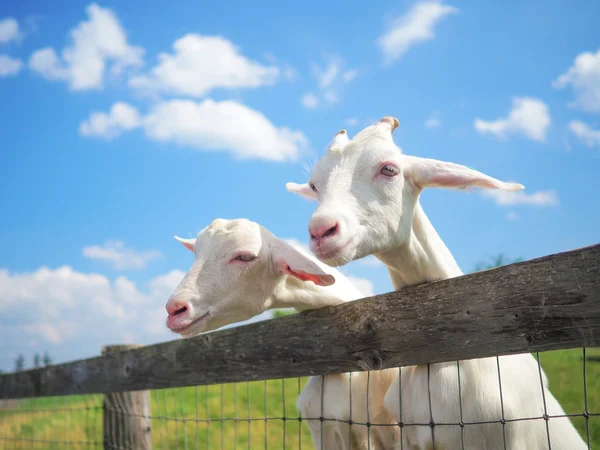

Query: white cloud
[346,117,359,127]
[0,265,125,319]
[506,211,518,221]
[315,59,340,89]
[29,3,144,90]
[29,48,68,80]
[114,276,146,304]
[425,110,441,129]
[129,33,278,97]
[301,93,319,109]
[263,52,297,81]
[144,99,307,161]
[148,270,187,296]
[0,17,19,44]
[301,57,358,108]
[482,189,558,207]
[23,321,77,344]
[80,99,308,162]
[474,97,551,142]
[79,102,141,139]
[0,54,22,76]
[283,65,297,81]
[312,59,357,93]
[0,265,185,354]
[378,1,457,64]
[323,90,338,103]
[342,69,358,83]
[82,240,162,270]
[569,120,600,149]
[553,48,600,113]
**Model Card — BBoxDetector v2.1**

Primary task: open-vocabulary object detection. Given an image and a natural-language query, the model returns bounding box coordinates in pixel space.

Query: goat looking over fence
[165,218,399,449]
[286,117,587,449]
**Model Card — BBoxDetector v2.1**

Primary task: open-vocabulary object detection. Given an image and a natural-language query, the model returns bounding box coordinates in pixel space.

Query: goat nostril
[323,224,338,238]
[173,306,188,316]
[309,220,339,240]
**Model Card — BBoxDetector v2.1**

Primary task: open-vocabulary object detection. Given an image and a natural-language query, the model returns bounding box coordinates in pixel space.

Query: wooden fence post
[102,345,152,450]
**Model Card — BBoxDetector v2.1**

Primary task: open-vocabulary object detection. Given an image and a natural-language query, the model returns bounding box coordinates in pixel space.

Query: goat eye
[380,165,399,177]
[309,182,318,193]
[235,254,256,262]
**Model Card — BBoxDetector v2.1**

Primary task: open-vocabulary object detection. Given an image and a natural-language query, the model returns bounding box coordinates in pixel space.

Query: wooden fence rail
[1,243,599,400]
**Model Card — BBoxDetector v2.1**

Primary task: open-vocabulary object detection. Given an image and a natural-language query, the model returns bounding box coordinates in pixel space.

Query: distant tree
[33,352,41,368]
[42,352,52,366]
[272,309,295,319]
[15,354,25,372]
[473,253,523,272]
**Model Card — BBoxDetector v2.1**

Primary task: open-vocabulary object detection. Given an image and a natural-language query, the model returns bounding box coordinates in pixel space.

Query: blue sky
[1,0,599,372]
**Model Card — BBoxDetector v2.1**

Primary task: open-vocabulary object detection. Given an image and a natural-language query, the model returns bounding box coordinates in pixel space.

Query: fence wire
[0,348,598,449]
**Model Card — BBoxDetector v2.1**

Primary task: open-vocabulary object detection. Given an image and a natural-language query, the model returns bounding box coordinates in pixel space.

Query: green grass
[1,349,598,449]
[539,347,600,445]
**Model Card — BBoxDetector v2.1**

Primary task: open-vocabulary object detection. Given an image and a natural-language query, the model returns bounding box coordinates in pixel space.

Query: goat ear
[174,236,196,252]
[271,240,335,286]
[285,182,317,201]
[403,156,524,192]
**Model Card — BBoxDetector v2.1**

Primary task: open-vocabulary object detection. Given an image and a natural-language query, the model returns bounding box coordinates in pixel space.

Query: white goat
[286,118,586,449]
[166,218,398,449]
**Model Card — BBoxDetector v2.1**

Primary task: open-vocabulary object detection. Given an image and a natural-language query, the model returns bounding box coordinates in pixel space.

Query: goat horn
[379,116,399,131]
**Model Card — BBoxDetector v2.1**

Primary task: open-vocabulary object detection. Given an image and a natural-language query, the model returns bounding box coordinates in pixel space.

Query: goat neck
[375,202,463,289]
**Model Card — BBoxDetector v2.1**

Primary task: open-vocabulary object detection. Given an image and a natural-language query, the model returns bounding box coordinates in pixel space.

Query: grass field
[1,348,598,449]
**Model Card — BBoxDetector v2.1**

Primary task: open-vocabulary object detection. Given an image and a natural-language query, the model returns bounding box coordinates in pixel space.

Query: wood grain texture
[1,244,599,400]
[102,345,152,450]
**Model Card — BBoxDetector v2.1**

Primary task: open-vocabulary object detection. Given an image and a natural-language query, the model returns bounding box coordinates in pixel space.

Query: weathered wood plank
[1,243,599,399]
[102,345,152,450]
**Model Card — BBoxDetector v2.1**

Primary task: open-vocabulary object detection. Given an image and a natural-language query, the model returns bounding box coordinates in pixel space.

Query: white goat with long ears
[286,118,586,449]
[166,218,399,449]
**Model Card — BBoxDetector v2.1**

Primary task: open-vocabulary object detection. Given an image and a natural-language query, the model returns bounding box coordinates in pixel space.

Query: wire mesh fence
[1,348,598,449]
[0,394,104,449]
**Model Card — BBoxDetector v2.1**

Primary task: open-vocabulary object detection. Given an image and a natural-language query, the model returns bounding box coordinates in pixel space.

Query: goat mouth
[169,312,211,336]
[314,238,354,264]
